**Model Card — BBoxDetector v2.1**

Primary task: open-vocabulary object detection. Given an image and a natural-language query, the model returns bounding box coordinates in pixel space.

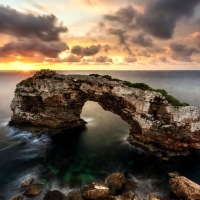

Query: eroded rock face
[10,69,200,154]
[169,176,200,199]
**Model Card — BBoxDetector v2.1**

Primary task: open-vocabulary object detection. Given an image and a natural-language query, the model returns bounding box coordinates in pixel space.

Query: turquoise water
[0,70,200,199]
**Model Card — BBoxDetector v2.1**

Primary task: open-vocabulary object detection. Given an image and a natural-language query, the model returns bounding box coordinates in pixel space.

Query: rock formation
[10,69,200,154]
[169,175,200,199]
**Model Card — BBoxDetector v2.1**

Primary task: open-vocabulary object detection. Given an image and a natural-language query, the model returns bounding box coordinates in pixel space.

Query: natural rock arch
[10,70,200,155]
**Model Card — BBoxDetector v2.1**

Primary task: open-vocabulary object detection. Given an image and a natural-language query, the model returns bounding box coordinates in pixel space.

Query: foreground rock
[20,177,34,187]
[11,194,23,200]
[10,69,200,154]
[43,190,67,200]
[169,176,200,199]
[81,182,110,199]
[23,184,42,197]
[105,173,126,195]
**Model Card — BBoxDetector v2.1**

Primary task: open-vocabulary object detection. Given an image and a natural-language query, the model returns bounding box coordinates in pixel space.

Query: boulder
[149,193,160,200]
[81,182,110,199]
[11,194,23,200]
[66,190,84,200]
[20,177,34,187]
[105,173,126,195]
[43,190,67,200]
[23,184,42,197]
[169,176,200,199]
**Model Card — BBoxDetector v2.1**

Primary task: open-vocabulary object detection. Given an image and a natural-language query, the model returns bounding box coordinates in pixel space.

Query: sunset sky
[0,0,200,70]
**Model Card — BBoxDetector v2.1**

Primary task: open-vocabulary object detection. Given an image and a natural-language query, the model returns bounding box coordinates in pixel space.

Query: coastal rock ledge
[10,69,200,154]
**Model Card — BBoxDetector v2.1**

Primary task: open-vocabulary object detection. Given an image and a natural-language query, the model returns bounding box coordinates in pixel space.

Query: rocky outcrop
[169,176,200,199]
[10,69,200,154]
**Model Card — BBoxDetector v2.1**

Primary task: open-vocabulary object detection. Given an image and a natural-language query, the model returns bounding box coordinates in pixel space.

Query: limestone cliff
[10,69,200,154]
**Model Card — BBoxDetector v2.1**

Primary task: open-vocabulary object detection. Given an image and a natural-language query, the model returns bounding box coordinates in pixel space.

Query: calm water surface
[0,70,200,199]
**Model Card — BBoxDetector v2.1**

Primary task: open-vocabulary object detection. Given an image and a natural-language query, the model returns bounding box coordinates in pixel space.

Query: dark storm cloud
[168,43,197,62]
[104,5,137,26]
[95,56,112,63]
[137,0,200,39]
[104,1,200,39]
[0,40,68,58]
[107,28,132,55]
[71,45,101,57]
[131,33,153,47]
[0,6,67,41]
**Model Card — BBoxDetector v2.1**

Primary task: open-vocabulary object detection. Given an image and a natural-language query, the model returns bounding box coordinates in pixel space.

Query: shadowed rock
[66,191,84,200]
[10,69,200,155]
[105,173,126,195]
[11,194,23,200]
[43,190,67,200]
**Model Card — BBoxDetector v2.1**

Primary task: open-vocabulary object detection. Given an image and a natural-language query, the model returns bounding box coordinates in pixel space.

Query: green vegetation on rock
[89,74,189,106]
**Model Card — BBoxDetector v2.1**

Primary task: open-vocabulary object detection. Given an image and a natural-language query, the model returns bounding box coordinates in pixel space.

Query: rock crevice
[10,69,200,154]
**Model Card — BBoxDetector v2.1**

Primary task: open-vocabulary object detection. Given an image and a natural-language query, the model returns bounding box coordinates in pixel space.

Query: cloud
[0,39,68,58]
[167,43,197,62]
[95,56,112,62]
[103,1,200,40]
[136,0,200,39]
[159,56,168,63]
[0,6,67,41]
[61,54,81,62]
[71,45,101,56]
[124,56,137,63]
[131,33,153,47]
[107,28,132,55]
[103,44,111,52]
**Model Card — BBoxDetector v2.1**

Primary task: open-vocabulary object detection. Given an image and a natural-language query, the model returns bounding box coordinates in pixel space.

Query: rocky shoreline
[11,172,200,200]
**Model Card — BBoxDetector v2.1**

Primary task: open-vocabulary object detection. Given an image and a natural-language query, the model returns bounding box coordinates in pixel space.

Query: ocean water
[0,70,200,199]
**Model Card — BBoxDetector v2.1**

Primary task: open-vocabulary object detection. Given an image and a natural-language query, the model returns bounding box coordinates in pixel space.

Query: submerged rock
[23,184,42,197]
[20,177,34,187]
[169,176,200,199]
[43,190,67,200]
[11,194,23,200]
[105,173,126,195]
[81,182,110,199]
[10,69,200,155]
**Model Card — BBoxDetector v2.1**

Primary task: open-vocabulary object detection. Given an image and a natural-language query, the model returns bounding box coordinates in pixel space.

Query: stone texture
[81,182,110,199]
[10,69,200,154]
[169,176,200,199]
[43,190,67,200]
[66,191,84,200]
[20,177,34,187]
[105,173,126,195]
[23,184,42,197]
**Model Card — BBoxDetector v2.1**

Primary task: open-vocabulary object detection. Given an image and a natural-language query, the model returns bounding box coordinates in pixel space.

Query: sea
[0,70,200,200]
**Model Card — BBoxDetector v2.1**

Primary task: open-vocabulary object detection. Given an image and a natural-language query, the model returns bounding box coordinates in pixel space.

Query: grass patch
[89,74,189,106]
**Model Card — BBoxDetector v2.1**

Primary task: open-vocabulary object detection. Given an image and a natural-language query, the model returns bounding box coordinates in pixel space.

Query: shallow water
[0,70,200,199]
